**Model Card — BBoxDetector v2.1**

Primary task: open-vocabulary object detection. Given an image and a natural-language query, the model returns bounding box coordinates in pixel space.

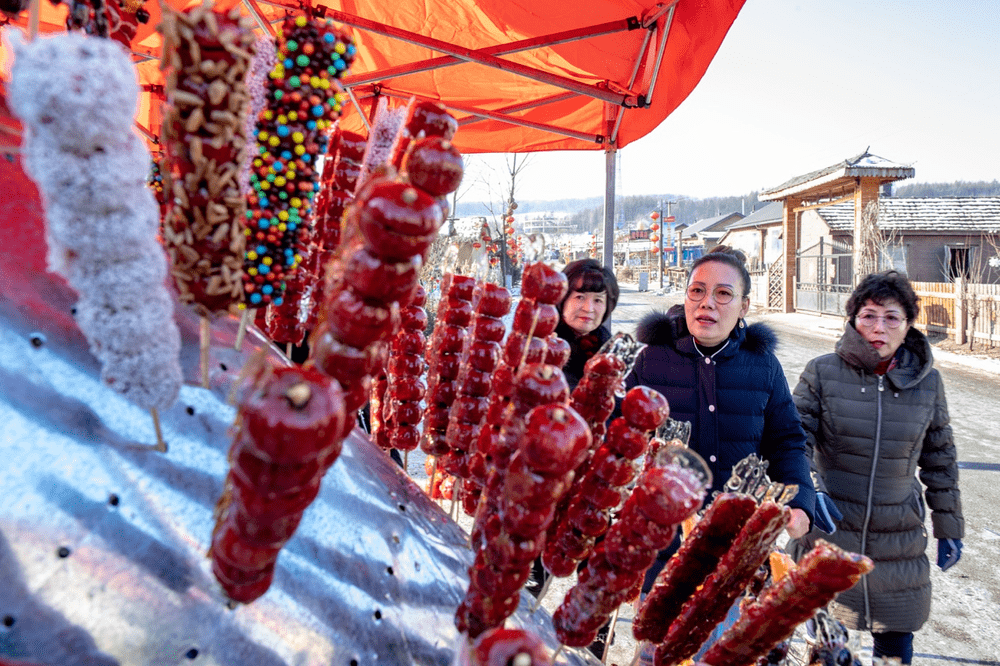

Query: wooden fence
[912,280,1000,347]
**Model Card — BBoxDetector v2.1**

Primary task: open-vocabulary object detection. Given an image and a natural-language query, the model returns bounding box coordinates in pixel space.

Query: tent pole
[603,145,616,290]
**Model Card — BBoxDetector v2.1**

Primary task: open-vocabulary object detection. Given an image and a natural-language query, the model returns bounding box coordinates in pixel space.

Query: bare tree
[478,153,533,286]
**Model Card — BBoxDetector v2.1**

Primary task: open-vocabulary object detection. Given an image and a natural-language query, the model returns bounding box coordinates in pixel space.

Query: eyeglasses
[856,313,906,329]
[686,284,737,305]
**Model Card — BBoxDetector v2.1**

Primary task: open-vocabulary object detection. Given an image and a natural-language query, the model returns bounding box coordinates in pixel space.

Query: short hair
[689,246,751,299]
[846,270,920,323]
[560,258,619,326]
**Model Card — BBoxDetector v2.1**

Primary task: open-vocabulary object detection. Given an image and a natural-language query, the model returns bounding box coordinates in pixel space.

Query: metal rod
[340,18,635,87]
[642,2,677,108]
[602,145,616,275]
[353,87,603,144]
[457,91,576,127]
[610,26,653,146]
[28,0,39,39]
[343,87,372,133]
[326,9,636,107]
[242,0,276,36]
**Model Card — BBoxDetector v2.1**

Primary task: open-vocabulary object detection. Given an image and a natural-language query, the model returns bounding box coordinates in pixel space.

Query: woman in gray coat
[791,271,964,665]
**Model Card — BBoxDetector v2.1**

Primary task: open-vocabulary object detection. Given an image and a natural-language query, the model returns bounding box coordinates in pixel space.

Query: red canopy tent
[1,0,746,263]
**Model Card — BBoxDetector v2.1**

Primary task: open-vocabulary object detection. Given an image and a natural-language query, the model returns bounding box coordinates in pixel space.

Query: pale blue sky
[464,0,1000,203]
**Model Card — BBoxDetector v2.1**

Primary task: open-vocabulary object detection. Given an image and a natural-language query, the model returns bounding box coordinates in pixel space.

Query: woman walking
[791,270,964,665]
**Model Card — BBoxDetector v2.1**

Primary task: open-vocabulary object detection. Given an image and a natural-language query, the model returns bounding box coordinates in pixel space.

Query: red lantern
[650,234,659,243]
[650,223,660,231]
[473,242,482,249]
[506,216,515,223]
[650,211,660,220]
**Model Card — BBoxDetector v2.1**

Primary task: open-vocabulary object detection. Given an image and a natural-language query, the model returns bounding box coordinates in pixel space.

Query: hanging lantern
[473,242,482,249]
[506,215,515,223]
[650,223,660,231]
[650,234,659,243]
[650,211,660,220]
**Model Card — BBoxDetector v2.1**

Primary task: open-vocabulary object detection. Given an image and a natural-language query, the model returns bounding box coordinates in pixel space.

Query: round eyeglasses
[686,284,736,305]
[856,313,905,329]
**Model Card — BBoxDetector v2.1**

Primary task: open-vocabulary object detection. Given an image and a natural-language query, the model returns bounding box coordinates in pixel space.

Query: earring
[739,318,745,329]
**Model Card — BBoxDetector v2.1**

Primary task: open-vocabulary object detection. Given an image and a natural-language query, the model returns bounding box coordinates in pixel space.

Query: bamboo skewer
[530,574,553,613]
[602,605,621,665]
[234,308,251,350]
[403,450,409,474]
[200,316,211,388]
[150,408,167,452]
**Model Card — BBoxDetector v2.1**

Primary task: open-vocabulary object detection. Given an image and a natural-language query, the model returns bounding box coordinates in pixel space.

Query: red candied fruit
[471,628,552,666]
[407,99,458,140]
[621,386,670,432]
[512,363,570,408]
[544,334,571,368]
[519,403,591,475]
[239,364,347,465]
[341,246,422,304]
[336,130,368,162]
[520,262,568,304]
[476,283,511,318]
[354,179,443,261]
[404,136,464,196]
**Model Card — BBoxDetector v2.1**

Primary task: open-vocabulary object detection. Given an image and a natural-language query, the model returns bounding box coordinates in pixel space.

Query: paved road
[607,281,1000,665]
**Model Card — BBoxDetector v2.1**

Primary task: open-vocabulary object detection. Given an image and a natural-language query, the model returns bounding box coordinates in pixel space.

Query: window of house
[880,244,907,273]
[947,246,971,279]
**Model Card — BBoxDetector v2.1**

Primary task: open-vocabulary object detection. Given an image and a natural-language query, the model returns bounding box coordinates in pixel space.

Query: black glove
[937,538,962,571]
[814,492,843,535]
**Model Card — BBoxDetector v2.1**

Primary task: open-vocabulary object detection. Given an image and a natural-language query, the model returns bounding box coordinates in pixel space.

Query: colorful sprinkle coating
[242,15,356,308]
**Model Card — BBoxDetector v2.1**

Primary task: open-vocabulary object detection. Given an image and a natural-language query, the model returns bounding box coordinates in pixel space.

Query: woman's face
[562,290,607,336]
[684,262,749,347]
[853,298,911,359]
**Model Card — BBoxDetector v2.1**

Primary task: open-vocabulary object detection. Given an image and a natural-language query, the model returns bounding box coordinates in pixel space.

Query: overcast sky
[462,0,1000,204]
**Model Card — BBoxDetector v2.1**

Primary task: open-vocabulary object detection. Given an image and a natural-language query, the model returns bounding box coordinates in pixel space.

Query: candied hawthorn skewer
[159,2,255,319]
[469,364,571,553]
[631,492,758,643]
[468,262,567,502]
[444,281,511,488]
[238,14,356,350]
[9,31,183,440]
[699,540,873,666]
[421,273,476,462]
[652,500,790,666]
[390,98,458,170]
[310,179,442,432]
[456,402,591,639]
[210,362,347,603]
[382,284,429,461]
[552,455,707,649]
[543,386,668,578]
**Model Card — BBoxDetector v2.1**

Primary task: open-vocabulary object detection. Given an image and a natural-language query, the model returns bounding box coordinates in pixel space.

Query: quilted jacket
[625,306,816,523]
[790,323,964,633]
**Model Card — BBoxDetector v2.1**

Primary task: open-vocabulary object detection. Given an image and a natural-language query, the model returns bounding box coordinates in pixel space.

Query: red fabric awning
[1,0,745,154]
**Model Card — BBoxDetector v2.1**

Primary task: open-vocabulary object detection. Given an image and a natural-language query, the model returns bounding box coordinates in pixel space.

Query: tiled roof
[817,197,1000,233]
[682,212,743,238]
[760,151,915,200]
[724,201,784,230]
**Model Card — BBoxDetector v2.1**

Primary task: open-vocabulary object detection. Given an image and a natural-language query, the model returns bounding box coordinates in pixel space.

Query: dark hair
[688,246,751,299]
[845,270,920,323]
[560,258,619,326]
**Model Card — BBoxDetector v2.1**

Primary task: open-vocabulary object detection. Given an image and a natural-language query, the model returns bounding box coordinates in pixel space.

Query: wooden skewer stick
[404,450,409,474]
[286,342,293,358]
[552,644,564,663]
[234,308,251,350]
[200,316,211,388]
[429,456,439,498]
[29,0,40,39]
[450,478,462,519]
[530,574,553,613]
[150,408,167,452]
[602,605,621,665]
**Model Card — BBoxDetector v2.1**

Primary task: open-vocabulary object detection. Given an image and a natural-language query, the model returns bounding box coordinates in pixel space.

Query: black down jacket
[790,323,964,633]
[624,306,816,523]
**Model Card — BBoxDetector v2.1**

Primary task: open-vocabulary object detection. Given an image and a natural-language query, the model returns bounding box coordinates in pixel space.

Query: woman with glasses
[790,270,964,665]
[624,246,817,590]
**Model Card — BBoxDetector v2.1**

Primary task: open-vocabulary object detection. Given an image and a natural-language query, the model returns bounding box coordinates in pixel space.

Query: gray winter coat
[790,323,963,633]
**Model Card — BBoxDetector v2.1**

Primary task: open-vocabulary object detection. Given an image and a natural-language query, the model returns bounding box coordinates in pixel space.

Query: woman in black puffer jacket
[625,247,816,595]
[790,271,964,665]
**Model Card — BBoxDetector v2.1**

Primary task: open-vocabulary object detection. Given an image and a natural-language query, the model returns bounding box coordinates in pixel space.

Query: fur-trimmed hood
[635,304,779,356]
